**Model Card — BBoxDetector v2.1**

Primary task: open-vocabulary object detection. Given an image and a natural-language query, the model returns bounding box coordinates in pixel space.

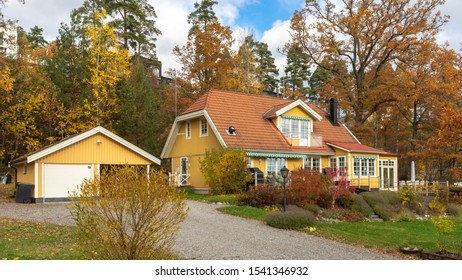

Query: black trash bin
[15,183,34,203]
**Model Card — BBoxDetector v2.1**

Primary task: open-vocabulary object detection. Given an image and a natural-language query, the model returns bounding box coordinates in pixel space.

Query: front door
[379,160,395,189]
[180,157,189,186]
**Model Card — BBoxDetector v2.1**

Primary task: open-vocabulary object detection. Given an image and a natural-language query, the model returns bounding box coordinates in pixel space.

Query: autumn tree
[174,0,234,95]
[0,35,60,165]
[85,9,130,128]
[290,0,448,132]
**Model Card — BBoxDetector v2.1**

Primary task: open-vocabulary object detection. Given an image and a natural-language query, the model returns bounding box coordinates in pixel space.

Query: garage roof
[10,126,161,165]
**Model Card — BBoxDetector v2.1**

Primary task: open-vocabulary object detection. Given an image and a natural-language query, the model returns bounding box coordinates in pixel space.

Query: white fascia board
[342,123,361,144]
[161,110,206,158]
[28,126,161,165]
[161,110,227,158]
[326,143,351,152]
[204,110,227,148]
[275,100,323,121]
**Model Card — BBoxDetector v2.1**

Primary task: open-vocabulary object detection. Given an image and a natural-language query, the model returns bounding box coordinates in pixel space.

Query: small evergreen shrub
[396,208,416,222]
[447,203,461,217]
[265,210,315,230]
[303,203,321,215]
[351,194,374,217]
[238,185,283,208]
[361,192,394,221]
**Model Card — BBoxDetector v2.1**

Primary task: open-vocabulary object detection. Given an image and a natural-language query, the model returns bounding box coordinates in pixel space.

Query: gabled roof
[162,89,375,158]
[10,126,161,165]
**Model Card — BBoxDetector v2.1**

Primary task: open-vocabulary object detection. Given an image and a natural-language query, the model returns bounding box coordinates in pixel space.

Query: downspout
[8,162,17,187]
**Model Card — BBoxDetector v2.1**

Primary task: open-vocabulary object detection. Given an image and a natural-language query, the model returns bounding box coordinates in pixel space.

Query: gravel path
[0,200,394,260]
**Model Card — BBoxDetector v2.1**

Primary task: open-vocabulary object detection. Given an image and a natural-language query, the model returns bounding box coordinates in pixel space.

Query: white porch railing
[170,173,191,187]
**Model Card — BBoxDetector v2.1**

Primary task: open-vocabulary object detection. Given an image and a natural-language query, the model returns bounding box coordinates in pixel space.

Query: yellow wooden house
[10,126,160,203]
[161,90,398,193]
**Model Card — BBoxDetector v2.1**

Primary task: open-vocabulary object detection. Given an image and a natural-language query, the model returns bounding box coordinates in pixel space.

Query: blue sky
[233,0,303,34]
[2,0,461,76]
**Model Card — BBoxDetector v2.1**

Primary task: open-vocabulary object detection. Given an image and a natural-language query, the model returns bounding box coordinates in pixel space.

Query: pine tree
[281,43,311,99]
[254,41,279,92]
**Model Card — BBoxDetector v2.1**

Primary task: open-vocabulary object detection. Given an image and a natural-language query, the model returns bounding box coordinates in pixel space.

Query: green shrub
[303,203,321,215]
[265,209,315,230]
[396,208,416,222]
[447,203,461,217]
[238,185,283,208]
[381,191,401,207]
[200,149,250,194]
[351,194,374,217]
[361,192,394,221]
[335,191,354,208]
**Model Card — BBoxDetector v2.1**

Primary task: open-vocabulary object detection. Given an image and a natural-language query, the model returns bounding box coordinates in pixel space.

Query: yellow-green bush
[70,166,187,260]
[200,149,249,194]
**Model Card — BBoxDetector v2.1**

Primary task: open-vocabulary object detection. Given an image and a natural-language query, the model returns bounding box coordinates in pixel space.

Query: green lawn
[184,190,238,204]
[314,219,462,254]
[0,217,80,260]
[217,205,268,221]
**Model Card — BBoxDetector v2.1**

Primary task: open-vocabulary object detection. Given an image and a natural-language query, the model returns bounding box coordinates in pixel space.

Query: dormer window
[281,116,310,140]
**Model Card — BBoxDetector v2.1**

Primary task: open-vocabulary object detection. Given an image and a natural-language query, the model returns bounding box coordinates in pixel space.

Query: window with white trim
[281,118,310,140]
[353,157,375,176]
[200,118,208,136]
[186,121,191,139]
[304,157,321,171]
[266,158,286,177]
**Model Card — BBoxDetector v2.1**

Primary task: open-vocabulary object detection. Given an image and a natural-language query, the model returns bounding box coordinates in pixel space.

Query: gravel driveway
[0,200,394,260]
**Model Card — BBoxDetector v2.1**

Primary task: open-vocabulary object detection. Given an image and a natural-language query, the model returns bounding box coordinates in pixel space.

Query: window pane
[361,159,368,176]
[282,119,290,138]
[291,119,299,138]
[301,121,309,140]
[354,158,360,175]
[369,159,375,176]
[330,158,336,168]
[312,157,320,171]
[267,158,275,176]
[201,119,208,135]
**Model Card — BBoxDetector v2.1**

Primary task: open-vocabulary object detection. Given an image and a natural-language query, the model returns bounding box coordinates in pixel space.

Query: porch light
[280,166,289,212]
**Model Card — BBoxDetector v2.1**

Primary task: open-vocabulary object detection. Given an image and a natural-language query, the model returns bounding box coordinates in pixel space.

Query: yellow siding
[170,118,223,189]
[283,107,310,118]
[320,156,330,169]
[15,162,35,184]
[38,133,151,165]
[331,147,348,156]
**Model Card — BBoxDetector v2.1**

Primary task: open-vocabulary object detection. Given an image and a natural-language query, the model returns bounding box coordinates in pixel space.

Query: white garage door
[43,164,94,199]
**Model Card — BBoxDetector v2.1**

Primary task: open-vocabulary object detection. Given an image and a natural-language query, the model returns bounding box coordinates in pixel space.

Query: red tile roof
[327,142,388,154]
[180,89,386,155]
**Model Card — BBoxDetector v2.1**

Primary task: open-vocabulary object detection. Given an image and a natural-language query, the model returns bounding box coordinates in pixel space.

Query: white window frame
[353,157,376,177]
[304,156,321,172]
[280,118,310,140]
[185,121,191,139]
[266,158,286,177]
[200,118,208,137]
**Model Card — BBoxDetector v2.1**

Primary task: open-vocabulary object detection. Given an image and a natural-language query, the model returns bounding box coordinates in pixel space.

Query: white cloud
[261,19,293,76]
